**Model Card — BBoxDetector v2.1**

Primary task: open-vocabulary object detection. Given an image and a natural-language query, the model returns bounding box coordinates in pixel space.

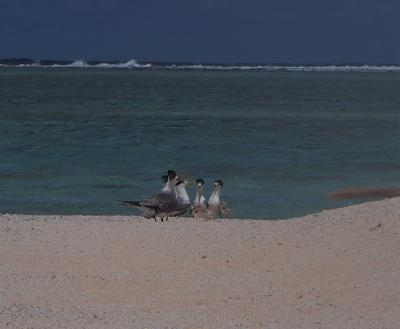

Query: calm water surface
[1,68,400,218]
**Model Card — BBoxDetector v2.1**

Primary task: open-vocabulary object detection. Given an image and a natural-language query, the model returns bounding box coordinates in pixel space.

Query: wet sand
[1,198,400,328]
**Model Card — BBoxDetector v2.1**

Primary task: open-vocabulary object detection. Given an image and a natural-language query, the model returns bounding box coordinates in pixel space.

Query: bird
[191,179,208,218]
[168,178,192,218]
[206,179,232,219]
[148,176,192,221]
[206,179,223,219]
[121,169,178,221]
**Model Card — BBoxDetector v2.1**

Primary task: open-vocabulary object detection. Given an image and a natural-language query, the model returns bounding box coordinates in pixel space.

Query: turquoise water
[1,67,400,218]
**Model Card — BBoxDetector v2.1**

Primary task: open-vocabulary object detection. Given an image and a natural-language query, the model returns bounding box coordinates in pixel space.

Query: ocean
[1,65,400,219]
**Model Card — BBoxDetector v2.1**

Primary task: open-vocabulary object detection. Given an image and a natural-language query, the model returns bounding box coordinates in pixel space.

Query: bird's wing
[120,200,141,208]
[121,199,159,211]
[138,191,174,210]
[120,200,156,218]
[170,203,191,217]
[157,193,177,210]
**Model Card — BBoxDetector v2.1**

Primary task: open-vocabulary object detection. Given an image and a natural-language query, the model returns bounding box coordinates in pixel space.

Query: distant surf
[1,58,400,72]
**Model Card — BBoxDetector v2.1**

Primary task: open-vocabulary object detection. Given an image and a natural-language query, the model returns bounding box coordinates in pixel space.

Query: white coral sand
[1,198,400,329]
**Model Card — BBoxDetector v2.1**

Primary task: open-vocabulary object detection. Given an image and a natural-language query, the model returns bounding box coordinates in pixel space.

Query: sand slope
[1,198,400,329]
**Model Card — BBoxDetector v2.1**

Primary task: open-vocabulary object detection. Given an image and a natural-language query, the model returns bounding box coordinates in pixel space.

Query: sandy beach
[1,198,399,329]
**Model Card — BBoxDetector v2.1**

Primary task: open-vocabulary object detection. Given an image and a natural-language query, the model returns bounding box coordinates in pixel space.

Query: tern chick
[206,179,231,219]
[192,179,207,218]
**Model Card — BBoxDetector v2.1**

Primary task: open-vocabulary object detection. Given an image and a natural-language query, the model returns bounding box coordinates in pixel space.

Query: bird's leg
[165,216,169,222]
[153,215,157,222]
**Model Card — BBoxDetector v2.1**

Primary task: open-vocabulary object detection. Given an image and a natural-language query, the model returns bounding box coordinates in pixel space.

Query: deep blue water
[1,67,400,218]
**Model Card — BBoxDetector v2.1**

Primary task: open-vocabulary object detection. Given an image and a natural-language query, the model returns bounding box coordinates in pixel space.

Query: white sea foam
[1,59,399,72]
[119,59,151,68]
[278,65,400,72]
[163,64,400,72]
[16,59,41,67]
[165,64,267,70]
[49,59,89,68]
[95,59,152,68]
[66,59,90,67]
[45,58,152,69]
[95,59,136,68]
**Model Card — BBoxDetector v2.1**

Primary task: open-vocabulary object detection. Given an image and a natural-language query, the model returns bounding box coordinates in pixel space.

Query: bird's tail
[120,200,141,207]
[327,187,400,200]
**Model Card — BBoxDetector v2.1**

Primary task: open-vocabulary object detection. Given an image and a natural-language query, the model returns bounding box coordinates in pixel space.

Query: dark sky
[1,0,399,63]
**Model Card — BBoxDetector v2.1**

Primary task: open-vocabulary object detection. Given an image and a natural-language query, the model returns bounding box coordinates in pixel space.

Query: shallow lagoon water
[1,68,400,218]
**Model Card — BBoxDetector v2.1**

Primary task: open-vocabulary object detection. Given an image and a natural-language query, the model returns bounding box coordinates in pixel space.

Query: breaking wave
[65,59,89,67]
[0,58,152,69]
[52,59,152,68]
[94,59,152,68]
[1,58,400,72]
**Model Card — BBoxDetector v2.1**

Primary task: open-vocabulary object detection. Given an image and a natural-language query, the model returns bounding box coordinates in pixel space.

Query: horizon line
[1,57,400,66]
